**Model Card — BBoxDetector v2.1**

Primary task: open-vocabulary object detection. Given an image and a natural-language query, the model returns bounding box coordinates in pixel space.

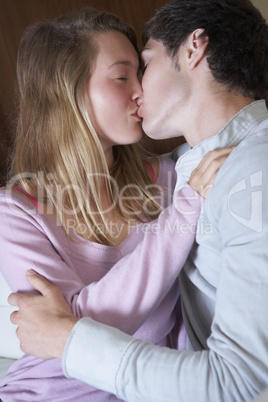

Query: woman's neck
[101,142,114,170]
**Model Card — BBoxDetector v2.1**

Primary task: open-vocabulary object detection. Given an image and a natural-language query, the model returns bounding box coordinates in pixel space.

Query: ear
[186,29,209,70]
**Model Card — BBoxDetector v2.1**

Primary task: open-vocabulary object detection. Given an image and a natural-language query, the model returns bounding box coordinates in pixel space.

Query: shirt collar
[175,100,268,190]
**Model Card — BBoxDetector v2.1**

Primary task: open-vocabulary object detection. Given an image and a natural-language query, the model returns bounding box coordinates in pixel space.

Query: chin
[118,135,143,147]
[130,135,143,145]
[142,128,160,140]
[141,120,157,139]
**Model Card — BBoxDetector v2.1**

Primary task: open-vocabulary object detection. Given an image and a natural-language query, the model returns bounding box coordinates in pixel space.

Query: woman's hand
[188,147,234,198]
[8,270,78,359]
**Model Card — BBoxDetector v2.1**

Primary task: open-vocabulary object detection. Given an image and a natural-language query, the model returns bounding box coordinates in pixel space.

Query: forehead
[141,38,183,76]
[93,31,139,68]
[141,38,169,59]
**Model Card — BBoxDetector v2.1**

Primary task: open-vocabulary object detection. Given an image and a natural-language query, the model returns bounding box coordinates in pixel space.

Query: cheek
[90,87,119,119]
[143,69,169,110]
[142,72,154,101]
[142,81,181,137]
[85,93,111,136]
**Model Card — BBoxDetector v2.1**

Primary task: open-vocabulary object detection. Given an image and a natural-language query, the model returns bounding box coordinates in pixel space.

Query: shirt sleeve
[62,316,201,402]
[0,184,203,336]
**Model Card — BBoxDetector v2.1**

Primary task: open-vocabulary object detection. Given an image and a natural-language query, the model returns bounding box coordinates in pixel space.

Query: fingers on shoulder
[205,147,234,161]
[202,147,234,173]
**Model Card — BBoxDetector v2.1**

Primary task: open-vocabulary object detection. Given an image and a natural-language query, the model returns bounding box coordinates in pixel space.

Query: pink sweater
[0,157,203,401]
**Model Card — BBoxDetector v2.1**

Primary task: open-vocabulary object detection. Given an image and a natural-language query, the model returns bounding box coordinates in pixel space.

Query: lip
[131,110,143,122]
[137,106,143,120]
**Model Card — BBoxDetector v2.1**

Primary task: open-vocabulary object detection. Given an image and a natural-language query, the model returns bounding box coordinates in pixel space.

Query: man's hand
[8,270,78,360]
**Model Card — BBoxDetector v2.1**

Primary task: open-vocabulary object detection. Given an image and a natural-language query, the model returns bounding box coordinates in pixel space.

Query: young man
[8,0,268,400]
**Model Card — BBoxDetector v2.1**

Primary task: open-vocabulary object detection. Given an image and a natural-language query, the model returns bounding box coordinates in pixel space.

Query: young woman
[0,8,231,401]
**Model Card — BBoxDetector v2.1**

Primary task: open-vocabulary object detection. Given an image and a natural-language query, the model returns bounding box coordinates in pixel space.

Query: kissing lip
[136,107,143,120]
[131,110,143,122]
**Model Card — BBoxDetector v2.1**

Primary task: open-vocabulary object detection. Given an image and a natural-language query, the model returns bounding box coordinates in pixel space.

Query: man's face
[140,38,191,140]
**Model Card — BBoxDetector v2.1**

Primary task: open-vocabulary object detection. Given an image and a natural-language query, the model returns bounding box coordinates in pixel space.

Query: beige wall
[252,0,268,21]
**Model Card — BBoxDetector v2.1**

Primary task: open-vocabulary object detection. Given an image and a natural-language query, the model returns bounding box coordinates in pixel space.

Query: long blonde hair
[10,8,162,245]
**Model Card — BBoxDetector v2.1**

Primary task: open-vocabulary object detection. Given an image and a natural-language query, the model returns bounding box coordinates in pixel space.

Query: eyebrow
[108,61,133,69]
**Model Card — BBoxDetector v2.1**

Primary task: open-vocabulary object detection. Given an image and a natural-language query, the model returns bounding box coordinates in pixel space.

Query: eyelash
[117,77,128,81]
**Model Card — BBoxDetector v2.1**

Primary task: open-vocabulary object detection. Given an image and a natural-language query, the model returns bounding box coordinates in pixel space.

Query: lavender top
[0,157,203,401]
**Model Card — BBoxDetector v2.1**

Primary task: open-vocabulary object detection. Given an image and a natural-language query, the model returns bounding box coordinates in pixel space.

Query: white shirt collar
[174,100,268,190]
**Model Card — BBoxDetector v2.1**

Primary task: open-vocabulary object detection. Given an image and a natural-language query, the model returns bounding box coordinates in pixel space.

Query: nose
[131,80,143,105]
[136,96,142,107]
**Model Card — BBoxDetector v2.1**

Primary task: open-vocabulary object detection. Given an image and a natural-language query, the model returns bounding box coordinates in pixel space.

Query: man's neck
[184,91,255,148]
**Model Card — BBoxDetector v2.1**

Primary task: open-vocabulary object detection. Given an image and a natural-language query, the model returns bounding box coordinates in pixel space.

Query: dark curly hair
[143,0,268,100]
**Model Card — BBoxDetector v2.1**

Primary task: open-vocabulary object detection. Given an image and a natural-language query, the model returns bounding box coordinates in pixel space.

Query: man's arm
[8,272,194,400]
[9,271,268,402]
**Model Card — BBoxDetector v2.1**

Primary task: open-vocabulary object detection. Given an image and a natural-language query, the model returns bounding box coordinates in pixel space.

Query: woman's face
[85,31,143,154]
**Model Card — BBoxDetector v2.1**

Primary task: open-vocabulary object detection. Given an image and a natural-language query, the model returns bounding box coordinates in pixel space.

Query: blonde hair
[10,8,162,245]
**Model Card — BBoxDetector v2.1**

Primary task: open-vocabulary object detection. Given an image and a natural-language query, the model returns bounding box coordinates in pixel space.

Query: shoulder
[208,134,268,234]
[144,157,159,181]
[0,187,44,226]
[216,133,268,189]
[144,156,177,201]
[0,188,62,252]
[0,187,33,209]
[157,156,176,190]
[145,156,176,179]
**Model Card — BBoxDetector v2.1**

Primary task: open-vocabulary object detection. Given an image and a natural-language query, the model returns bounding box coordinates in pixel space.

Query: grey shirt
[63,101,268,401]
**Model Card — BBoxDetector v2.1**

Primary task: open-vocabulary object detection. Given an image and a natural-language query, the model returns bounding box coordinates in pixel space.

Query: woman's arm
[4,148,232,335]
[0,183,201,335]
